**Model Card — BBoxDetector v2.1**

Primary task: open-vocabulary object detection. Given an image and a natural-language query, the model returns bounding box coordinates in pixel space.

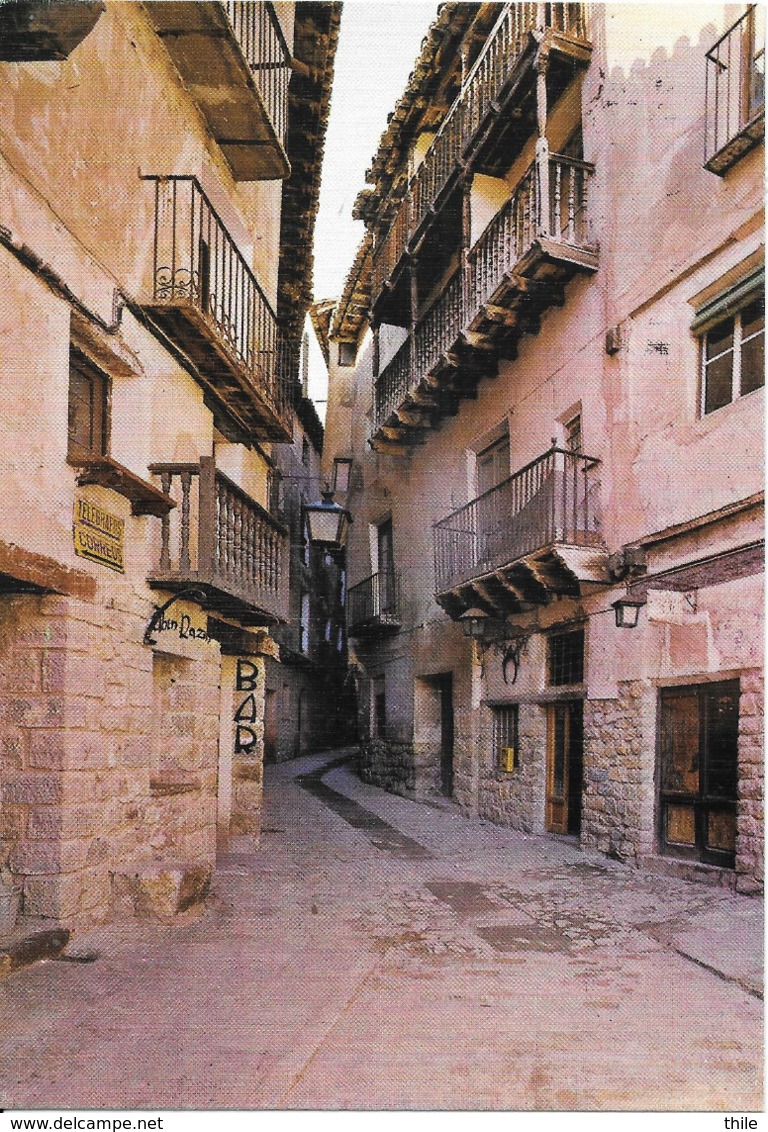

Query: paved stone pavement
[0,750,763,1111]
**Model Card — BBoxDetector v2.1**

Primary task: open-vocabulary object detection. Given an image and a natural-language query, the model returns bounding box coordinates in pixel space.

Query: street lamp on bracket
[458,607,529,685]
[303,487,352,552]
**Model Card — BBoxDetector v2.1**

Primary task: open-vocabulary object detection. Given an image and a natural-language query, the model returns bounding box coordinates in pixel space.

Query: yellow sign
[73,497,125,573]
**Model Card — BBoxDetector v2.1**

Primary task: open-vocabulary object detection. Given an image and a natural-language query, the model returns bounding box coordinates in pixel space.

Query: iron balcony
[433,446,607,619]
[139,175,294,442]
[145,1,291,181]
[347,571,401,638]
[704,5,765,174]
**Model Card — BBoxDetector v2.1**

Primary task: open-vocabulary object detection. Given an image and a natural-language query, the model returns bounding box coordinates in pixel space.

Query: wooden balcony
[145,1,291,181]
[433,447,607,620]
[705,5,765,174]
[148,458,289,625]
[0,1,104,61]
[372,152,598,448]
[138,176,294,442]
[371,2,591,304]
[347,571,401,639]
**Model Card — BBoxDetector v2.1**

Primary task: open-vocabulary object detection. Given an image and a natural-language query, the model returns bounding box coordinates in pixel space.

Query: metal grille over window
[548,629,585,686]
[493,705,519,773]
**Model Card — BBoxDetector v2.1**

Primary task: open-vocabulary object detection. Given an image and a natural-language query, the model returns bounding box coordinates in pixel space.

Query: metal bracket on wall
[143,587,209,646]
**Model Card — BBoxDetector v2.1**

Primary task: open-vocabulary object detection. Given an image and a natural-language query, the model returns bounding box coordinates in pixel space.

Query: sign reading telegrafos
[73,496,125,572]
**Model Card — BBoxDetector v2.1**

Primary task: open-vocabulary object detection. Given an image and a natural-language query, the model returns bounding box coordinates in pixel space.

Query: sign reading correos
[73,497,125,573]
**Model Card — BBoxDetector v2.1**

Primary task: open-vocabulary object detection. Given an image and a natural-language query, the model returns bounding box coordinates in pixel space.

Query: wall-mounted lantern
[459,607,507,642]
[612,594,646,628]
[303,488,352,551]
[459,608,528,685]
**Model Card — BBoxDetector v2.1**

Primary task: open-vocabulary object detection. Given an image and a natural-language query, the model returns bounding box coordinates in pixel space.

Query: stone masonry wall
[476,703,547,834]
[144,650,220,865]
[0,593,221,932]
[359,739,416,796]
[582,681,650,864]
[736,667,763,895]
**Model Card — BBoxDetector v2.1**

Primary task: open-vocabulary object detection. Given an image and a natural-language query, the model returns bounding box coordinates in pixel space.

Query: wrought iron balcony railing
[146,1,291,180]
[141,175,294,441]
[433,447,601,595]
[149,458,289,624]
[224,1,291,148]
[371,2,589,298]
[347,571,400,636]
[705,5,765,173]
[373,153,595,434]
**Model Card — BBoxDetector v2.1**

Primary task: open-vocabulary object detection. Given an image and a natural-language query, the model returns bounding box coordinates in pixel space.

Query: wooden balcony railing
[347,570,400,636]
[141,176,294,441]
[372,198,413,299]
[224,1,291,147]
[149,458,288,623]
[374,338,412,435]
[705,5,765,173]
[433,447,601,594]
[373,153,595,433]
[370,2,589,298]
[465,152,592,320]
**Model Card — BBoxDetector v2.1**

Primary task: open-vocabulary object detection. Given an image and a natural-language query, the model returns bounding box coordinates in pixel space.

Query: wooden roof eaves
[277,2,342,342]
[331,232,373,343]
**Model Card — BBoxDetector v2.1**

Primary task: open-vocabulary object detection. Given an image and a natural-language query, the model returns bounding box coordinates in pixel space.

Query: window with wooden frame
[492,704,519,773]
[475,433,510,497]
[563,412,582,454]
[68,349,109,462]
[695,282,764,415]
[547,628,585,686]
[658,681,739,868]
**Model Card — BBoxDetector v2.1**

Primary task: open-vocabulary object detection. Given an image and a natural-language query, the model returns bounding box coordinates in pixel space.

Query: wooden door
[546,701,583,834]
[438,674,454,798]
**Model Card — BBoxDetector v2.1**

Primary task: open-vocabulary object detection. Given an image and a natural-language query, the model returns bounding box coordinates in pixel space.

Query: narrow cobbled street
[1,751,762,1111]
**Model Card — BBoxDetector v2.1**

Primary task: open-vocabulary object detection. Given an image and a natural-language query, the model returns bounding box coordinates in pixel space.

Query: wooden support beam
[482,303,520,327]
[459,330,498,353]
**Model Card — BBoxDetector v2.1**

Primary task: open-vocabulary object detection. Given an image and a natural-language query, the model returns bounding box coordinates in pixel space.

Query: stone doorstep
[111,861,213,919]
[641,853,740,891]
[0,861,212,976]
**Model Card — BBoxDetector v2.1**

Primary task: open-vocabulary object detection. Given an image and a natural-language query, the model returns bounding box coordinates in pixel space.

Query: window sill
[70,455,176,517]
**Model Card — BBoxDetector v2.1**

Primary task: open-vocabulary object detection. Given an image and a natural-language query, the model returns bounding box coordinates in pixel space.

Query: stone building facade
[0,0,339,936]
[319,2,764,893]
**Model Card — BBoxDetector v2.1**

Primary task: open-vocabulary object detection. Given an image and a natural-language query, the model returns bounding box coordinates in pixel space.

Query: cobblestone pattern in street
[0,750,762,1110]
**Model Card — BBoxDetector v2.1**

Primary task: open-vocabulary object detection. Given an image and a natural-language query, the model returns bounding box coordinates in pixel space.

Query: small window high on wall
[547,629,585,686]
[68,349,109,462]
